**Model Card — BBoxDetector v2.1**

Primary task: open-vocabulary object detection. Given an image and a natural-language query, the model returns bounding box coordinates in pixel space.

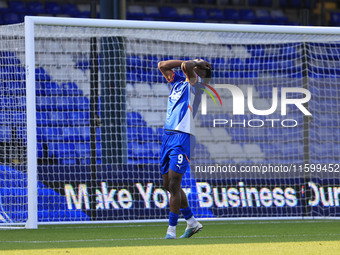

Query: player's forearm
[158,60,185,71]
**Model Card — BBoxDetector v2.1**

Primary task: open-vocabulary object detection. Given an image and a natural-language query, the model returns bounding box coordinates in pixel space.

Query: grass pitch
[0,220,339,254]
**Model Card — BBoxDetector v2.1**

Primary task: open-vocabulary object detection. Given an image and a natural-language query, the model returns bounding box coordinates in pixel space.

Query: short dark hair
[205,69,212,79]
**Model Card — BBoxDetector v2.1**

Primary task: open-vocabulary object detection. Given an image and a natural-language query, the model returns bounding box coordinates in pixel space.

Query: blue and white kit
[160,71,204,175]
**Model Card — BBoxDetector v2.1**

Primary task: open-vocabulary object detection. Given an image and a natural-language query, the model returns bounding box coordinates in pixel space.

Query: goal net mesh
[0,21,340,225]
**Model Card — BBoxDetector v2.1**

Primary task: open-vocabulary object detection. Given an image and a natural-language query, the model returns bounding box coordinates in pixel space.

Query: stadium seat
[11,111,26,125]
[160,6,179,20]
[48,142,77,164]
[35,67,51,81]
[60,3,80,16]
[127,126,140,141]
[68,111,90,125]
[177,7,194,20]
[76,143,91,164]
[270,10,289,24]
[126,55,143,70]
[228,128,249,142]
[26,1,44,14]
[8,1,26,14]
[207,8,224,20]
[330,12,340,26]
[243,144,265,162]
[225,144,247,162]
[0,51,20,65]
[223,9,239,21]
[5,81,25,95]
[127,5,145,20]
[0,125,11,142]
[139,127,160,142]
[144,6,161,18]
[194,7,209,20]
[41,127,63,142]
[74,96,90,111]
[36,112,51,126]
[255,9,272,23]
[2,13,23,25]
[127,111,146,126]
[62,82,83,96]
[239,9,256,22]
[45,2,62,15]
[50,112,69,126]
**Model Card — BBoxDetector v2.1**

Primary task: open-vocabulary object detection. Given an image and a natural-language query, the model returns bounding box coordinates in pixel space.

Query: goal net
[1,17,340,228]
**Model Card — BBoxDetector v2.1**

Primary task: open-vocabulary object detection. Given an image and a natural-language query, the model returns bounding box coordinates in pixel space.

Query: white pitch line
[36,219,337,230]
[1,233,339,244]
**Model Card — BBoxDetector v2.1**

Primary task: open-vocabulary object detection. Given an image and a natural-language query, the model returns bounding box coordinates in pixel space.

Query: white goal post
[0,16,340,229]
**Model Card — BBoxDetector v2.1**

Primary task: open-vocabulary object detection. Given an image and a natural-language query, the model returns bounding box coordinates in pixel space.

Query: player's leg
[163,169,183,239]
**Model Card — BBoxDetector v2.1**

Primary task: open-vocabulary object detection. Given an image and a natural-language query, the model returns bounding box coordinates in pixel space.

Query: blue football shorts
[160,130,195,175]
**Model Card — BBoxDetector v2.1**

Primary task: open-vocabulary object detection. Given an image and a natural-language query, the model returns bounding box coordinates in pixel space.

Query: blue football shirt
[164,71,204,135]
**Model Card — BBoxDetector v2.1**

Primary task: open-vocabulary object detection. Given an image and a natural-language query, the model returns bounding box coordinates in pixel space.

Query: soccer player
[158,59,212,239]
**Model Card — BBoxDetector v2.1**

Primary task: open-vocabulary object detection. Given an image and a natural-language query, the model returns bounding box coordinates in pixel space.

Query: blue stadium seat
[45,2,62,15]
[255,9,272,23]
[144,6,161,18]
[74,96,90,111]
[0,125,12,142]
[270,10,289,24]
[8,1,26,13]
[48,142,77,164]
[44,81,63,96]
[36,112,51,126]
[127,111,146,126]
[126,55,143,70]
[50,112,69,126]
[36,96,53,111]
[62,82,83,96]
[279,0,288,7]
[0,51,20,65]
[228,128,249,142]
[223,9,239,21]
[330,12,340,26]
[194,7,209,20]
[6,81,25,95]
[76,143,91,164]
[55,97,76,111]
[211,57,227,70]
[3,13,22,24]
[128,142,152,159]
[26,1,44,14]
[127,5,146,19]
[198,114,214,127]
[41,127,63,142]
[154,127,164,142]
[0,66,25,81]
[139,127,159,142]
[239,9,256,22]
[193,143,211,158]
[127,126,140,141]
[68,111,90,125]
[0,111,11,125]
[160,6,179,20]
[35,67,51,81]
[207,8,224,20]
[60,3,80,16]
[11,111,26,125]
